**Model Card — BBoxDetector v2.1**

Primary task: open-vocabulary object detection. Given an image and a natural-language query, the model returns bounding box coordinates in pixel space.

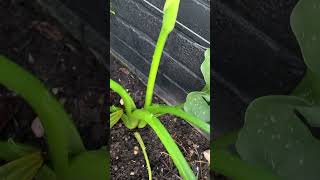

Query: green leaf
[146,104,210,134]
[236,96,320,180]
[201,48,210,91]
[291,0,320,103]
[184,91,210,122]
[212,149,281,180]
[296,105,320,127]
[67,150,109,180]
[131,109,196,179]
[0,152,43,180]
[110,108,123,128]
[291,0,320,76]
[0,140,39,161]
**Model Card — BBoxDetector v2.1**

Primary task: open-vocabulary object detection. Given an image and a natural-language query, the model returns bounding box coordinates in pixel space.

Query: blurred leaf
[68,150,108,180]
[296,105,320,127]
[0,152,43,180]
[291,0,320,103]
[236,96,320,180]
[34,165,56,180]
[0,140,39,161]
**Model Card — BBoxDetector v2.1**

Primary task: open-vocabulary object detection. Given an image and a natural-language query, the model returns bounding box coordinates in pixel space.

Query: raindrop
[301,32,305,39]
[270,116,276,123]
[312,35,317,41]
[257,129,263,134]
[285,144,290,149]
[299,159,304,165]
[263,122,268,126]
[271,159,275,169]
[290,127,294,133]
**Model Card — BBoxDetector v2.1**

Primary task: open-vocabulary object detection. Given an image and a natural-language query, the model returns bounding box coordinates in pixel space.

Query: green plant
[212,0,320,179]
[0,55,108,180]
[109,0,210,179]
[184,49,210,131]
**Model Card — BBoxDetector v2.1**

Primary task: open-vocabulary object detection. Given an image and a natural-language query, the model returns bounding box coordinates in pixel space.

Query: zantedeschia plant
[110,0,210,179]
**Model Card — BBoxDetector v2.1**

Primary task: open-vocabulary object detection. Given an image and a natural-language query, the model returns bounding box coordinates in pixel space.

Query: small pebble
[31,117,44,138]
[133,146,139,155]
[130,172,134,175]
[28,53,35,64]
[120,98,124,105]
[52,88,59,95]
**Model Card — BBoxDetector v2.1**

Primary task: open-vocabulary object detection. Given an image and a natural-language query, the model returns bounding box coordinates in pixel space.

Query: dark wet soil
[0,0,107,152]
[110,55,209,179]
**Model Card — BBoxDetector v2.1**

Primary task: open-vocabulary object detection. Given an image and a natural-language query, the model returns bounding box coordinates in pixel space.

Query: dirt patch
[0,0,107,152]
[110,55,209,179]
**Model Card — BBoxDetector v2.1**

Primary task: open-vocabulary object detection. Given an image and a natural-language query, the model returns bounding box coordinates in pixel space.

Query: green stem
[0,56,85,179]
[144,29,169,108]
[134,132,152,180]
[110,79,136,115]
[131,109,196,180]
[145,104,210,134]
[212,149,281,180]
[213,130,239,149]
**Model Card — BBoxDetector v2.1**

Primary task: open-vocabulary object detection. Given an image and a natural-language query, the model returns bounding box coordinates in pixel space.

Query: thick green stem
[131,109,196,180]
[110,79,136,115]
[212,149,281,180]
[144,29,169,109]
[146,104,210,134]
[0,56,85,179]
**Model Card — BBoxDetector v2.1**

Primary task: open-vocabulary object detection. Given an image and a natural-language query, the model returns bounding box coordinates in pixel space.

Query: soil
[110,55,210,179]
[0,0,107,154]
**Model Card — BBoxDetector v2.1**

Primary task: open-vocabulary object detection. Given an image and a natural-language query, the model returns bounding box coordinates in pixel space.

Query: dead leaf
[203,150,210,164]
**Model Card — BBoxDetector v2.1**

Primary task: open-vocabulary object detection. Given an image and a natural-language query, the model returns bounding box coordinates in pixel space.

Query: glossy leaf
[236,96,320,180]
[184,92,210,122]
[184,49,210,123]
[291,0,320,103]
[201,48,210,91]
